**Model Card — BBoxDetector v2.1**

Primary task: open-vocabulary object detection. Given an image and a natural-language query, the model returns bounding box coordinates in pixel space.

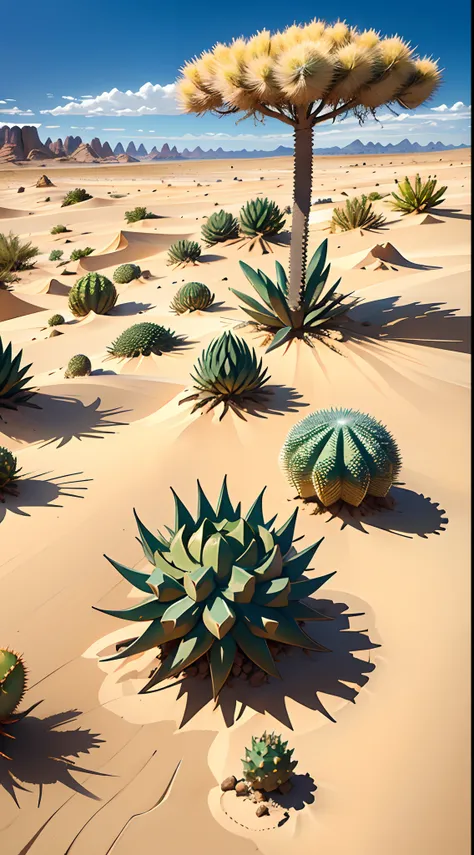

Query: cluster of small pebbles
[220,774,293,818]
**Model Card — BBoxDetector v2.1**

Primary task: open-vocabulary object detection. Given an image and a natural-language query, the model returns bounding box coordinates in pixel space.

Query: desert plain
[0,148,470,855]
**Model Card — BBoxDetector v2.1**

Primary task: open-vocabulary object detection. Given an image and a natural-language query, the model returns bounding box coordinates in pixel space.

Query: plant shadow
[0,395,129,447]
[240,385,309,419]
[0,709,107,806]
[432,207,471,221]
[0,471,90,523]
[272,773,317,813]
[323,487,448,538]
[199,253,227,263]
[109,301,154,316]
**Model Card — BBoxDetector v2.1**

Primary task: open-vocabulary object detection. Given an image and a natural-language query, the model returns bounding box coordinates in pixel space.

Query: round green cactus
[170,282,215,314]
[280,408,402,507]
[201,210,239,245]
[113,263,141,284]
[0,336,35,410]
[65,354,92,378]
[68,272,117,317]
[180,330,270,418]
[107,322,176,358]
[243,732,297,792]
[0,446,20,492]
[96,478,333,700]
[0,649,26,723]
[239,198,286,238]
[167,239,201,266]
[48,314,65,327]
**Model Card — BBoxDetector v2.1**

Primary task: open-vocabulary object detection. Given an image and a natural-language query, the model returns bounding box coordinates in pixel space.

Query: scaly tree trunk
[288,114,314,324]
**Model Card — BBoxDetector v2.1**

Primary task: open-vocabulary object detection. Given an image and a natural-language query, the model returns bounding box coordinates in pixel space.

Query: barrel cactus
[96,478,333,699]
[202,210,239,245]
[0,650,27,725]
[48,314,65,327]
[180,330,270,418]
[0,446,20,494]
[167,240,202,266]
[243,732,297,792]
[239,198,286,238]
[0,336,35,410]
[280,408,402,507]
[113,263,141,284]
[107,322,176,358]
[68,272,117,317]
[65,354,92,378]
[170,282,214,314]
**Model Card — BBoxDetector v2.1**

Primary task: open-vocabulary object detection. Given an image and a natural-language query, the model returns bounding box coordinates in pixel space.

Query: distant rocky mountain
[0,124,52,161]
[114,142,125,155]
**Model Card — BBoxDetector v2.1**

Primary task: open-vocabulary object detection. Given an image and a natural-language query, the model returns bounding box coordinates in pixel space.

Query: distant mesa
[355,242,414,269]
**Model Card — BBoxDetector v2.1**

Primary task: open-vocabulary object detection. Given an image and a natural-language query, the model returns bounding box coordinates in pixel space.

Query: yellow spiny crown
[247,30,272,58]
[355,29,380,49]
[274,40,335,105]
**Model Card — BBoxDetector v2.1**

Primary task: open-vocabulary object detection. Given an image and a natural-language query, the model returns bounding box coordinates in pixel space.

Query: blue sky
[1,0,471,150]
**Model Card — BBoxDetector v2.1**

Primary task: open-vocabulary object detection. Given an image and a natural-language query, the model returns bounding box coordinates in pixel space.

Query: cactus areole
[177,22,441,315]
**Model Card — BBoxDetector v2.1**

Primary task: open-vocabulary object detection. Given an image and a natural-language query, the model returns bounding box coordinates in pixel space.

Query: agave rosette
[97,478,334,699]
[391,174,447,214]
[0,336,36,409]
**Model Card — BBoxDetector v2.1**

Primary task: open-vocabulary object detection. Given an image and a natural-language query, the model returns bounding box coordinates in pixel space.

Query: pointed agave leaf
[170,487,195,535]
[169,525,200,571]
[160,596,202,634]
[252,576,291,607]
[93,597,169,622]
[253,544,283,582]
[283,539,324,581]
[265,325,294,353]
[201,532,234,581]
[286,601,332,621]
[240,603,328,651]
[202,594,236,638]
[229,288,279,321]
[152,549,185,580]
[245,487,266,528]
[147,566,186,601]
[232,621,280,678]
[104,554,151,593]
[274,260,288,293]
[183,565,216,602]
[216,475,238,521]
[140,622,214,692]
[101,617,174,662]
[273,508,299,557]
[305,240,328,287]
[133,509,167,563]
[223,566,256,603]
[239,261,292,326]
[288,571,337,600]
[233,306,283,328]
[196,479,217,523]
[209,635,237,698]
[187,518,217,563]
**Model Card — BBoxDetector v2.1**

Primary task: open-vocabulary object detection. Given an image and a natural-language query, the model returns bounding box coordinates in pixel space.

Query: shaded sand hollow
[0,149,470,855]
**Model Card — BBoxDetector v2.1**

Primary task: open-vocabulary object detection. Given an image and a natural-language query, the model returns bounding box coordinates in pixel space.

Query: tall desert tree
[177,21,441,320]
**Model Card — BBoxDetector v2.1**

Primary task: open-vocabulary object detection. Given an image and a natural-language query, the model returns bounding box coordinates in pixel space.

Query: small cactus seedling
[107,322,177,358]
[167,240,202,266]
[280,408,401,507]
[48,314,65,327]
[113,263,141,284]
[0,446,21,496]
[170,282,214,314]
[68,273,117,317]
[0,336,36,409]
[201,210,239,245]
[65,354,92,378]
[243,732,297,792]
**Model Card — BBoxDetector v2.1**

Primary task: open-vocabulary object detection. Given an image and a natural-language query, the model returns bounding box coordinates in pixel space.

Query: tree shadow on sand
[0,471,90,523]
[0,709,107,807]
[0,395,129,447]
[346,295,470,354]
[146,600,378,730]
[321,487,448,539]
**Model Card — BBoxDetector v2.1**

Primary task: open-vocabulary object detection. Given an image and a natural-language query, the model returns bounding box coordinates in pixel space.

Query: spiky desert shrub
[243,733,297,792]
[391,174,447,214]
[178,24,440,312]
[124,206,158,224]
[239,198,286,238]
[180,330,270,417]
[367,191,383,201]
[0,269,16,290]
[70,247,94,261]
[65,354,92,378]
[170,282,214,314]
[49,249,63,262]
[48,314,65,327]
[231,238,357,352]
[61,188,92,207]
[0,232,39,272]
[107,322,177,358]
[329,195,387,232]
[50,224,69,234]
[0,447,20,494]
[113,263,141,284]
[68,272,117,317]
[202,210,239,244]
[167,239,202,266]
[280,407,401,507]
[0,337,35,410]
[95,478,333,699]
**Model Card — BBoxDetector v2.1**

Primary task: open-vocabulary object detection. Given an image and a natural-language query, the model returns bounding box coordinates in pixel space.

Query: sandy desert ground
[0,149,470,855]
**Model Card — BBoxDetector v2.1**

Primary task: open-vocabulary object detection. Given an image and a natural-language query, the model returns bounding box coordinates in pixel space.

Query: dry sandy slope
[0,150,470,855]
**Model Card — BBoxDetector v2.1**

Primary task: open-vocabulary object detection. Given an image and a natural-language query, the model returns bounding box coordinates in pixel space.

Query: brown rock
[254,790,268,802]
[17,186,25,193]
[235,781,248,796]
[220,776,237,792]
[49,329,63,337]
[256,803,269,817]
[36,174,54,188]
[278,780,292,794]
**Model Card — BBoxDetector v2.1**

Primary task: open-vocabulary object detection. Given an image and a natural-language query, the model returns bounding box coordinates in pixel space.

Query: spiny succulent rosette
[391,174,447,214]
[0,650,36,759]
[48,314,65,327]
[0,446,20,497]
[0,336,36,410]
[201,210,239,245]
[170,282,215,314]
[239,198,286,240]
[68,272,118,317]
[96,478,334,700]
[243,732,297,792]
[280,408,401,508]
[231,239,357,353]
[107,322,177,358]
[180,330,270,418]
[113,263,142,284]
[167,240,202,266]
[65,354,92,378]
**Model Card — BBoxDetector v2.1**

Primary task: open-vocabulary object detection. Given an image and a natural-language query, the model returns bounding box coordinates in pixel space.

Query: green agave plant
[170,282,214,314]
[113,263,141,284]
[390,174,447,214]
[65,354,92,378]
[280,407,402,507]
[0,336,36,410]
[230,239,357,353]
[167,240,202,266]
[180,331,270,418]
[96,478,334,699]
[329,195,387,233]
[107,322,177,358]
[68,272,117,317]
[202,210,239,245]
[0,446,21,495]
[239,198,286,238]
[243,732,297,792]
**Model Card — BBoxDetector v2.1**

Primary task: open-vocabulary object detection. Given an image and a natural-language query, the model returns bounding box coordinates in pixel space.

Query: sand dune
[0,289,44,321]
[77,229,194,271]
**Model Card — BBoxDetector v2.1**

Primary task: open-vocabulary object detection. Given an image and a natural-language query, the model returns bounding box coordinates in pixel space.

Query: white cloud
[41,82,179,117]
[46,93,54,98]
[0,100,5,105]
[62,95,75,100]
[4,99,16,102]
[45,124,60,128]
[102,127,125,131]
[70,125,96,130]
[432,101,470,113]
[1,122,42,128]
[80,95,93,99]
[0,107,34,116]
